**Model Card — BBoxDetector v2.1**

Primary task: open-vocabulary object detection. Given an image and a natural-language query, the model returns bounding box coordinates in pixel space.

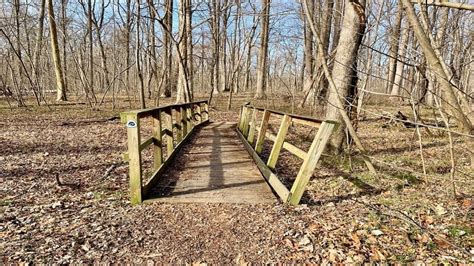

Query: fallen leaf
[371,229,384,236]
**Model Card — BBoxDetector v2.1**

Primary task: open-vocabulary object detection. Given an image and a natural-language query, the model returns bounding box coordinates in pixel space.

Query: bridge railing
[121,100,209,204]
[237,104,338,205]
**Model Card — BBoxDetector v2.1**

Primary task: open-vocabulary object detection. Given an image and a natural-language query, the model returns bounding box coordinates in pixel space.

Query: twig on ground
[59,116,120,126]
[99,162,127,182]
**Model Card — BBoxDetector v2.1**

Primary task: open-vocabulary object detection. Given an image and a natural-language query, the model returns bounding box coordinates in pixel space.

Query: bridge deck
[146,122,276,204]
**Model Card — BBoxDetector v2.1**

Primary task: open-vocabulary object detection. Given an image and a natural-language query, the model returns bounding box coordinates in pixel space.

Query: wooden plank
[292,117,321,128]
[122,100,208,118]
[255,110,271,154]
[125,113,142,205]
[152,112,163,169]
[239,104,328,125]
[288,121,336,205]
[139,137,154,152]
[164,107,174,156]
[237,129,290,202]
[247,108,257,145]
[264,132,307,160]
[145,122,275,204]
[267,114,292,169]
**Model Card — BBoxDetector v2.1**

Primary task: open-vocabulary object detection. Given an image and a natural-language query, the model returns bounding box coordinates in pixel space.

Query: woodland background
[1,0,473,263]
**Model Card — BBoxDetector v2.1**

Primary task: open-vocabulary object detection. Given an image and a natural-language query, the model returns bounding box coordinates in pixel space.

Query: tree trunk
[255,0,271,99]
[329,0,343,53]
[390,24,410,98]
[176,0,192,103]
[325,0,366,152]
[219,1,229,92]
[385,3,403,94]
[186,0,193,99]
[125,0,132,94]
[32,0,46,103]
[61,0,68,97]
[299,0,314,107]
[210,0,221,95]
[47,0,67,101]
[136,0,146,108]
[161,0,173,98]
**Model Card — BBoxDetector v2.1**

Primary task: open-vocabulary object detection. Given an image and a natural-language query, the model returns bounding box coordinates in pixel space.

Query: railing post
[203,101,209,121]
[255,110,270,154]
[152,111,163,170]
[247,108,257,145]
[181,106,188,136]
[187,105,192,130]
[165,107,174,156]
[237,106,243,131]
[288,121,336,205]
[197,104,202,124]
[267,114,292,169]
[242,106,251,137]
[125,113,142,205]
[175,107,183,142]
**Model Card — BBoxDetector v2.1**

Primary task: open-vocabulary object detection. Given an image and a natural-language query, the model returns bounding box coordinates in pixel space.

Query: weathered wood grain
[267,114,292,169]
[126,113,142,205]
[146,122,276,204]
[288,121,336,205]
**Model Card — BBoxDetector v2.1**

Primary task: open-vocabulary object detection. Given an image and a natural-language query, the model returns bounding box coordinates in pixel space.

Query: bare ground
[1,96,473,263]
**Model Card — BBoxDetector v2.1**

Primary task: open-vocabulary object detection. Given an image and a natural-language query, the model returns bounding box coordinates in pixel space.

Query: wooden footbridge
[121,100,337,205]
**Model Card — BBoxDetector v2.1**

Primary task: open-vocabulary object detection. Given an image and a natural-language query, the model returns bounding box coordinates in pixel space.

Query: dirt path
[1,105,472,263]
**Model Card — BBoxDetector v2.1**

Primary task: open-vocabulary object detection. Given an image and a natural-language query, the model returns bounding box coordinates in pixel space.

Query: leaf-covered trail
[1,105,472,263]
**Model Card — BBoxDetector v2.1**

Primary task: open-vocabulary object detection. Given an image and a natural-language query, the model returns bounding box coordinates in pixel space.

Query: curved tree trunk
[401,0,472,133]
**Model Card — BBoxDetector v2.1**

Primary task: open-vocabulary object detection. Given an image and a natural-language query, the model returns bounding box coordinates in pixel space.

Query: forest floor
[1,95,473,263]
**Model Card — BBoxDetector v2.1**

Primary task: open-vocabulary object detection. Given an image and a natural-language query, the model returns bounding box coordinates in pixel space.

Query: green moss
[0,199,13,206]
[93,192,106,200]
[427,241,437,250]
[447,225,471,238]
[392,172,422,185]
[395,254,411,263]
[379,198,395,206]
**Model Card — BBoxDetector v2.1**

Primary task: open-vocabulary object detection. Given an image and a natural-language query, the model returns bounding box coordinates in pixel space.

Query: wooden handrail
[237,104,338,205]
[122,100,209,205]
[121,100,208,119]
[243,103,337,126]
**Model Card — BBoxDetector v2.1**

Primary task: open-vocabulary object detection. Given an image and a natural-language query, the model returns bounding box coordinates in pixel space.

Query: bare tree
[324,0,367,152]
[401,0,472,134]
[161,0,173,98]
[176,0,192,103]
[48,0,67,101]
[255,0,271,99]
[385,2,403,94]
[136,0,146,108]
